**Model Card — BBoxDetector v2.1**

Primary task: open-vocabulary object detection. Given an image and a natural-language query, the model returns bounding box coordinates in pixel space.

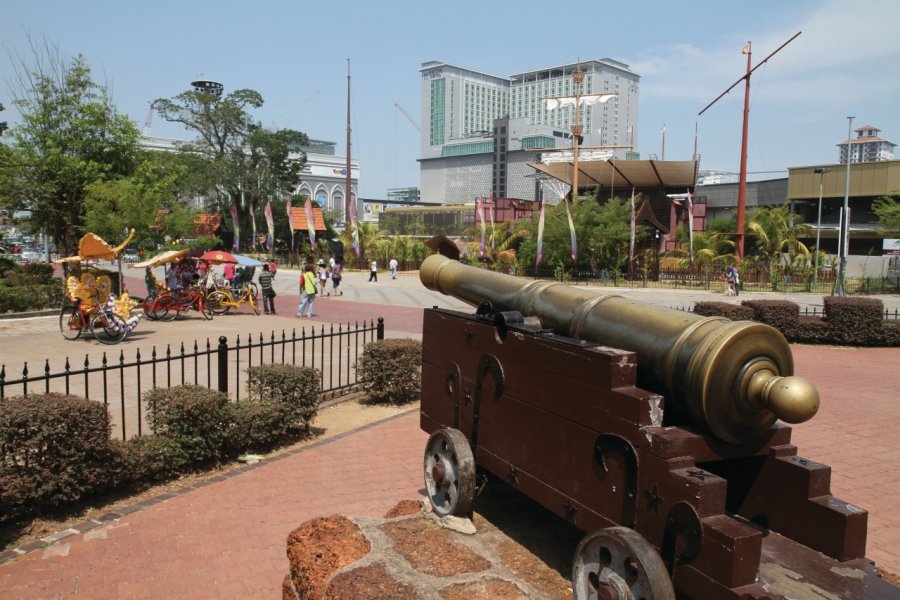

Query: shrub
[224,401,295,453]
[741,300,800,340]
[876,320,900,347]
[245,364,321,429]
[143,385,231,465]
[0,258,17,277]
[794,316,832,344]
[0,283,67,313]
[0,393,124,521]
[9,263,55,285]
[693,301,755,321]
[355,338,422,403]
[824,296,884,345]
[120,435,189,483]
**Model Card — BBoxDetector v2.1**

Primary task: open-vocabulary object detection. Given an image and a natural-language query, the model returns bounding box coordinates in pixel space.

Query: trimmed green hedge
[0,283,67,313]
[693,297,898,346]
[0,394,125,521]
[355,338,422,403]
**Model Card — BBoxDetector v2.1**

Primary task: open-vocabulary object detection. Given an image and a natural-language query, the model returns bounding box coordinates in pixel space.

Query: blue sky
[2,0,898,199]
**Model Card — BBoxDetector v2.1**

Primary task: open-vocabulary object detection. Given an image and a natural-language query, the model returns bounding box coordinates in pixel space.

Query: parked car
[122,249,140,263]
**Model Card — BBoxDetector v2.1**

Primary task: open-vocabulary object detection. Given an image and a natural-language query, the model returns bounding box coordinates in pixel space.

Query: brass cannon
[418,255,892,599]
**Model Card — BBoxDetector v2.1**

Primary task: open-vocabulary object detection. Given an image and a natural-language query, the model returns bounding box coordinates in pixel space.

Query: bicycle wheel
[90,311,127,345]
[157,295,180,322]
[207,290,232,315]
[248,282,259,303]
[246,290,260,315]
[197,294,213,320]
[143,296,161,320]
[59,306,84,340]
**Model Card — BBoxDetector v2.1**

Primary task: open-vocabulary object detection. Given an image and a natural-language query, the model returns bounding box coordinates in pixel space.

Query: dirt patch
[0,398,416,553]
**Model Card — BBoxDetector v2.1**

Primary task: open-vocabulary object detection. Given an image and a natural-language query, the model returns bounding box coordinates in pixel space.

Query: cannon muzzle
[420,254,819,443]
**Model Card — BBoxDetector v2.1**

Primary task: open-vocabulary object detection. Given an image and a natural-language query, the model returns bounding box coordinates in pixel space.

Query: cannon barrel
[420,254,819,443]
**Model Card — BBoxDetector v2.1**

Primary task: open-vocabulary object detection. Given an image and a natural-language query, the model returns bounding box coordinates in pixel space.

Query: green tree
[872,193,900,235]
[0,43,141,255]
[83,151,200,248]
[340,221,384,260]
[154,87,307,251]
[518,196,638,276]
[747,204,812,290]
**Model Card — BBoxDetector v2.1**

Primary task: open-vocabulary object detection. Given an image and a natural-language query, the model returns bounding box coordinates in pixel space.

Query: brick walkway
[0,411,427,599]
[1,271,897,598]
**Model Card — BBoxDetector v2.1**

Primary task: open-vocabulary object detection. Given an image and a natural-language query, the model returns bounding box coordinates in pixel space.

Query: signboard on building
[362,202,384,223]
[883,239,900,256]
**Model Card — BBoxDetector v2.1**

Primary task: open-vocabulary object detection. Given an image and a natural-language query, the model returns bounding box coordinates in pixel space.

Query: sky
[2,0,898,200]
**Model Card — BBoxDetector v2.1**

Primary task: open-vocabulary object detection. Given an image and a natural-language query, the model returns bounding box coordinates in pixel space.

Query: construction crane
[394,103,420,132]
[271,91,320,130]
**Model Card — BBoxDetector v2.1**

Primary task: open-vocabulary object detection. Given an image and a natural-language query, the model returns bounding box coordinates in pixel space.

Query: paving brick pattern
[1,270,897,597]
[788,345,900,577]
[0,412,427,599]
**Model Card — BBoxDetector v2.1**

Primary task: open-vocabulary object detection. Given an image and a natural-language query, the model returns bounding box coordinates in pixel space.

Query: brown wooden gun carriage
[418,254,897,599]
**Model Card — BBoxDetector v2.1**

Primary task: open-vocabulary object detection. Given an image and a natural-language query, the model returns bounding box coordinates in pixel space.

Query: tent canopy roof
[530,158,697,191]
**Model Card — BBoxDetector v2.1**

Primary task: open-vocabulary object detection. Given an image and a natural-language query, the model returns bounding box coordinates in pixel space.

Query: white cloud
[627,0,900,109]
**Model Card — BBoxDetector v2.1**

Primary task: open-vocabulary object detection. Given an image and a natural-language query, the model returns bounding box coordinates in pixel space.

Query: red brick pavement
[0,411,427,599]
[788,345,900,577]
[4,277,899,595]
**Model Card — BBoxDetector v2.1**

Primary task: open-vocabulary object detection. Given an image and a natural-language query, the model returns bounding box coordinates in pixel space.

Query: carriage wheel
[423,428,476,517]
[572,527,674,600]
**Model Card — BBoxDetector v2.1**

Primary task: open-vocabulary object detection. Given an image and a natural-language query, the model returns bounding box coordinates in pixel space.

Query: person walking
[296,264,318,318]
[389,258,398,280]
[331,261,343,296]
[368,259,378,282]
[726,264,740,297]
[317,260,330,295]
[258,263,276,314]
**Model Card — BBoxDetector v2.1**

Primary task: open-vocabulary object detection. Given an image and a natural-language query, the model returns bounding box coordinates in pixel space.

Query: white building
[838,125,895,163]
[418,59,640,203]
[140,136,358,223]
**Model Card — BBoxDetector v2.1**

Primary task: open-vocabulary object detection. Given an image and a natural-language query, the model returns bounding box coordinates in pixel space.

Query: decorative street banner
[488,193,495,253]
[564,196,577,263]
[304,197,316,250]
[230,203,240,252]
[350,196,360,255]
[249,200,257,251]
[476,196,486,257]
[286,196,295,251]
[535,200,546,268]
[264,200,275,253]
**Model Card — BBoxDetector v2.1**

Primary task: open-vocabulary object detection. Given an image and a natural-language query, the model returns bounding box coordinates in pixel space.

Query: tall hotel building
[419,59,640,203]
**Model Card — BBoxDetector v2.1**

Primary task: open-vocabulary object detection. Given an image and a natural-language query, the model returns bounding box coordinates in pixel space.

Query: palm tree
[339,221,384,264]
[747,204,812,290]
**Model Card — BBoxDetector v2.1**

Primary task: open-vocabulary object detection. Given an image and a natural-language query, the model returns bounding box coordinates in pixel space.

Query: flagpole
[346,59,353,254]
[571,64,583,202]
[628,187,636,277]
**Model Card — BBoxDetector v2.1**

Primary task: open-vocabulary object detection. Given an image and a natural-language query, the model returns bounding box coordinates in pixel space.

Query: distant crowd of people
[142,254,404,320]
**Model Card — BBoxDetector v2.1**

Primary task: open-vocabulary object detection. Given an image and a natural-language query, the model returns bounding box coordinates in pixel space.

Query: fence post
[217,336,228,394]
[377,317,385,340]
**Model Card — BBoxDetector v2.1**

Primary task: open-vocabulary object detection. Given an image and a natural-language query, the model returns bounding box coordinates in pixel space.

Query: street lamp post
[836,116,854,296]
[813,167,828,288]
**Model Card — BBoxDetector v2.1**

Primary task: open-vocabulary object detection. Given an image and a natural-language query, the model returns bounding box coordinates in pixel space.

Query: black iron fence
[0,318,384,440]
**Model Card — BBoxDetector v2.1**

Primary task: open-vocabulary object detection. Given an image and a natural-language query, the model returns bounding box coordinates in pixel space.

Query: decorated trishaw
[55,231,141,344]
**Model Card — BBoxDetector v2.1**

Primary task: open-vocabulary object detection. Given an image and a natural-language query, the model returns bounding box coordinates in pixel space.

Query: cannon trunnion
[420,306,893,599]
